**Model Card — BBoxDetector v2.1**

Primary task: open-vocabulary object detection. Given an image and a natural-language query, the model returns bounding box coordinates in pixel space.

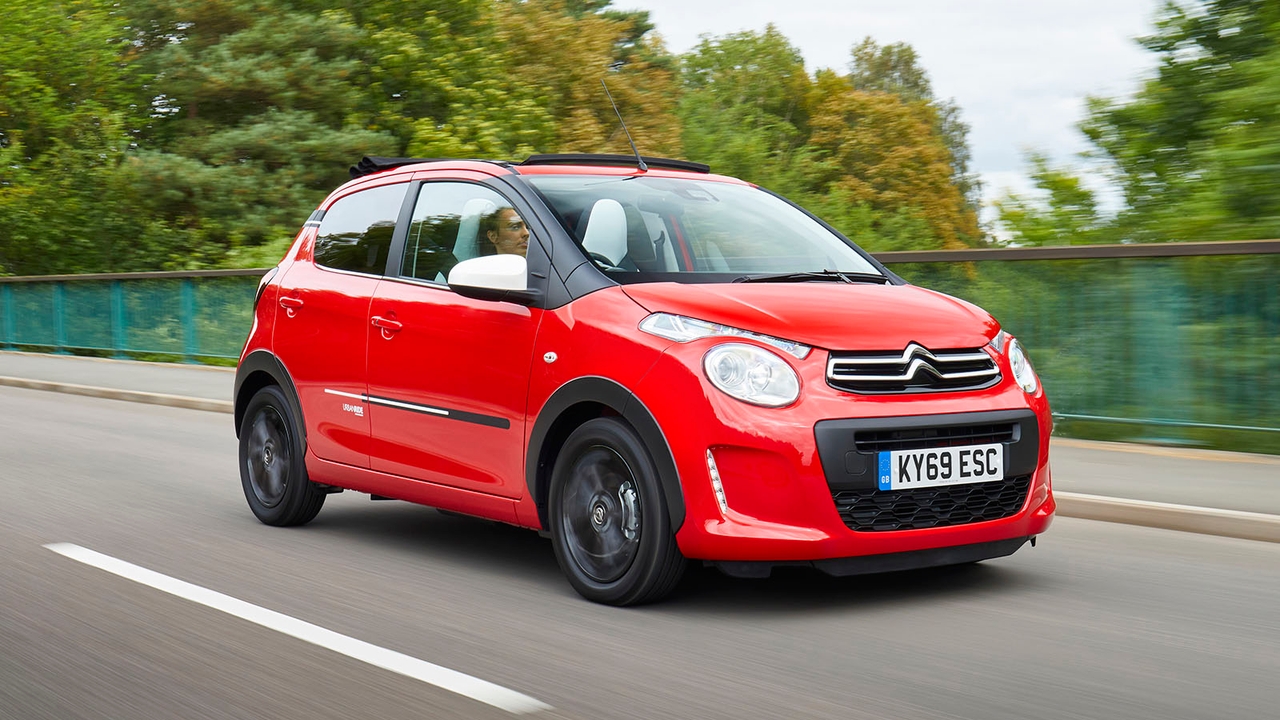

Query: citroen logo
[901,343,944,379]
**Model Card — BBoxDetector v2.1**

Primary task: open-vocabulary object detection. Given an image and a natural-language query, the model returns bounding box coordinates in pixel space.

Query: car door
[365,178,542,498]
[273,180,410,468]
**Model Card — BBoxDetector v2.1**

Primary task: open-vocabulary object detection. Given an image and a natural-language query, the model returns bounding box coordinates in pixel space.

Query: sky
[617,0,1162,218]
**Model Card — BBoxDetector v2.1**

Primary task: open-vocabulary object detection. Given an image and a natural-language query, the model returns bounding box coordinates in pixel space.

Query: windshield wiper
[733,270,889,284]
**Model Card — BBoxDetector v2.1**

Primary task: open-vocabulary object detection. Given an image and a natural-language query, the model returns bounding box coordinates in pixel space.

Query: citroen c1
[233,154,1055,605]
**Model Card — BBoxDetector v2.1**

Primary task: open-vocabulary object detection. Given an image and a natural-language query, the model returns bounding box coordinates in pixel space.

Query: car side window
[314,183,408,275]
[402,182,529,283]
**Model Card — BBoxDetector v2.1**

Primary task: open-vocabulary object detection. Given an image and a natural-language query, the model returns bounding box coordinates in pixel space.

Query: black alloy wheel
[549,417,686,605]
[239,385,325,526]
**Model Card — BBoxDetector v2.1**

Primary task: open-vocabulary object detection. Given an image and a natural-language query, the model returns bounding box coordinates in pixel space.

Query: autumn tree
[807,72,980,250]
[678,28,981,251]
[849,38,981,218]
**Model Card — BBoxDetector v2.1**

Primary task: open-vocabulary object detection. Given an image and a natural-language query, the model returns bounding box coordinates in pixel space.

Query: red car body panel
[273,256,381,468]
[238,159,1055,571]
[631,338,1054,561]
[366,277,541,498]
[621,283,999,351]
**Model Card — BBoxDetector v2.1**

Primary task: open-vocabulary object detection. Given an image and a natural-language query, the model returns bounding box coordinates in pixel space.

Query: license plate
[877,444,1004,491]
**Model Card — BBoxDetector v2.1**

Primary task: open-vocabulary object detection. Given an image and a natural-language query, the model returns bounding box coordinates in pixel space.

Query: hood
[621,282,999,352]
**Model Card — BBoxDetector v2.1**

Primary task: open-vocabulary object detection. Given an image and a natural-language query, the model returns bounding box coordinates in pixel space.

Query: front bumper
[635,342,1056,563]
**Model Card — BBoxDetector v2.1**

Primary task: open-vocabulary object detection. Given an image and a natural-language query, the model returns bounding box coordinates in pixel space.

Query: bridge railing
[0,269,263,361]
[2,240,1278,451]
[876,239,1280,453]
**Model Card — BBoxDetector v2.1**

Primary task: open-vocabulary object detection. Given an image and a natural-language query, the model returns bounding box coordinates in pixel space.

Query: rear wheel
[239,385,324,526]
[549,417,685,605]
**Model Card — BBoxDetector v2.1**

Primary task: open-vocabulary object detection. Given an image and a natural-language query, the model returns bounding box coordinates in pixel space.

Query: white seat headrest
[454,198,498,262]
[581,199,628,267]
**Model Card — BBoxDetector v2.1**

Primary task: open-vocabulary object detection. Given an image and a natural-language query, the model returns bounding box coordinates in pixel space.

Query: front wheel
[549,417,685,605]
[239,385,325,526]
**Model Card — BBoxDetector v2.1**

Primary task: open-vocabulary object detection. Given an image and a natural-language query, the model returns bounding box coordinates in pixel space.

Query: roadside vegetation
[0,0,984,275]
[3,1,1277,276]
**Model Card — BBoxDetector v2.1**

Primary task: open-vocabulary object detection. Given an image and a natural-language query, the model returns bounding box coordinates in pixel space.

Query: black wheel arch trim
[527,376,685,532]
[234,350,306,444]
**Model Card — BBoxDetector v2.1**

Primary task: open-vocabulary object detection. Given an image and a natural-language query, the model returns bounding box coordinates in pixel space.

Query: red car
[234,154,1054,605]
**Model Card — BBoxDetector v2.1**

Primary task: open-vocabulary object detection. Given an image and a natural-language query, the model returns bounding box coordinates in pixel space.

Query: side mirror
[447,254,540,306]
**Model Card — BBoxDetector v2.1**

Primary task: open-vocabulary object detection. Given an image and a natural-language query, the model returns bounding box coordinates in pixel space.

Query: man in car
[480,206,530,256]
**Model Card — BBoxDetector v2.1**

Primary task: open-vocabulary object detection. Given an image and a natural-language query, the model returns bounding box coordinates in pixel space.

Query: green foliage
[1,0,980,274]
[849,38,982,216]
[677,29,982,251]
[1003,0,1280,245]
[995,153,1113,246]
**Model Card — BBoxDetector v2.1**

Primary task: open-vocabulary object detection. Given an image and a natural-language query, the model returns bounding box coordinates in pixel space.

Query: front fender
[526,376,686,531]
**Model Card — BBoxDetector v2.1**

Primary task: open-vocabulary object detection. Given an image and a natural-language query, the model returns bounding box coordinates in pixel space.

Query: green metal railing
[0,269,263,361]
[1,240,1277,451]
[877,240,1280,453]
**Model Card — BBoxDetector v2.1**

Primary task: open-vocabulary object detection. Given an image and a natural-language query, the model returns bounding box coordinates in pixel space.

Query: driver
[479,206,530,256]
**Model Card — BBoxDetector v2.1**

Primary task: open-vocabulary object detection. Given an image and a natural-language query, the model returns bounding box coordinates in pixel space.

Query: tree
[677,26,813,193]
[994,154,1112,246]
[0,0,161,274]
[849,38,982,218]
[808,71,979,250]
[1010,0,1280,244]
[1,1,981,274]
[116,0,399,265]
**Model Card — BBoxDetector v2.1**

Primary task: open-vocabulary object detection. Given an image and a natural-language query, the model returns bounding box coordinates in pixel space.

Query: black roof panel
[520,153,710,174]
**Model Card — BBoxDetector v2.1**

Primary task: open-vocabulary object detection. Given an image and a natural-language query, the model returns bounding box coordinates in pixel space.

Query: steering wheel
[589,252,623,271]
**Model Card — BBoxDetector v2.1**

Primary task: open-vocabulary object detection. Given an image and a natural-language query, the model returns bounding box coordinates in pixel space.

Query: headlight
[639,313,810,359]
[1007,338,1039,394]
[703,343,800,407]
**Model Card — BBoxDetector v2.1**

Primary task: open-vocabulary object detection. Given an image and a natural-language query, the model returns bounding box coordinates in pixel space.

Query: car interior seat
[581,198,629,268]
[623,205,668,271]
[453,198,498,264]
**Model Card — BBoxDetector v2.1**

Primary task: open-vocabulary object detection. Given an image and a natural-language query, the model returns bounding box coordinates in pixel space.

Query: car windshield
[523,175,883,280]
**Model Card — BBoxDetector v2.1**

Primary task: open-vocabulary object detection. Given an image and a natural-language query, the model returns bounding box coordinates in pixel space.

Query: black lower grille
[832,475,1031,532]
[854,423,1016,453]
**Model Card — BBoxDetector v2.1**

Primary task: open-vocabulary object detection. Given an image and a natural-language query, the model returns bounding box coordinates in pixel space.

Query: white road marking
[44,543,553,715]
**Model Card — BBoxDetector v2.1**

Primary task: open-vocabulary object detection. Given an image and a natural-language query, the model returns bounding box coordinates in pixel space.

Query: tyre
[239,385,325,526]
[549,417,686,605]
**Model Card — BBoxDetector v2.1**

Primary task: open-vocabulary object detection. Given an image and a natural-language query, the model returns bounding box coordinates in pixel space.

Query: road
[1,385,1277,720]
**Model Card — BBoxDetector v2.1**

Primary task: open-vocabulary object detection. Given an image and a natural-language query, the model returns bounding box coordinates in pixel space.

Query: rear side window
[314,183,408,275]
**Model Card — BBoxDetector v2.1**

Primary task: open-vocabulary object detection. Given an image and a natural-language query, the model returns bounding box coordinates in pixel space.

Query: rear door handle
[279,296,304,309]
[371,316,403,332]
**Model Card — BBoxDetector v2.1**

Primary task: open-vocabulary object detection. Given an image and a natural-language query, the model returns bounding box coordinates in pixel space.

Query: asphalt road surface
[2,386,1277,720]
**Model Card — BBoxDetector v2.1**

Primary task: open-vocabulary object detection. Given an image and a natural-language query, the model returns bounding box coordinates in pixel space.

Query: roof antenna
[601,78,647,172]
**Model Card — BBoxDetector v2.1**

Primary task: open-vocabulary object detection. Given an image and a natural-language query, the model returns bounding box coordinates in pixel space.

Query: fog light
[706,450,729,513]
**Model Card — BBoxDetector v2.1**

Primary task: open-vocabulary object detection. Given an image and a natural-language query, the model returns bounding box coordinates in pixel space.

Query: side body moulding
[526,376,686,531]
[234,350,306,442]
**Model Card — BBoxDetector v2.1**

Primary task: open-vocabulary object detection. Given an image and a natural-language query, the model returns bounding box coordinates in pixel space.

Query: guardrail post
[110,281,127,359]
[52,282,68,354]
[180,278,197,363]
[1,285,13,349]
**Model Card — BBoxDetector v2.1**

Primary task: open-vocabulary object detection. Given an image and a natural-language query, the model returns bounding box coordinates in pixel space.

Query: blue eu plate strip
[878,452,891,491]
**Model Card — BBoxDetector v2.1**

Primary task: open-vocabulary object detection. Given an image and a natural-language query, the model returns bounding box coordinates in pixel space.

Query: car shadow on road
[305,500,565,590]
[308,499,1053,613]
[663,559,1053,617]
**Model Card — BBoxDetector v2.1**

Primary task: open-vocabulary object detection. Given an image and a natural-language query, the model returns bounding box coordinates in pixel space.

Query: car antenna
[601,78,647,172]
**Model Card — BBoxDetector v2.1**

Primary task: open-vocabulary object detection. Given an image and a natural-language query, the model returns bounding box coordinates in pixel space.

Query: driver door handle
[279,296,303,309]
[371,315,403,332]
